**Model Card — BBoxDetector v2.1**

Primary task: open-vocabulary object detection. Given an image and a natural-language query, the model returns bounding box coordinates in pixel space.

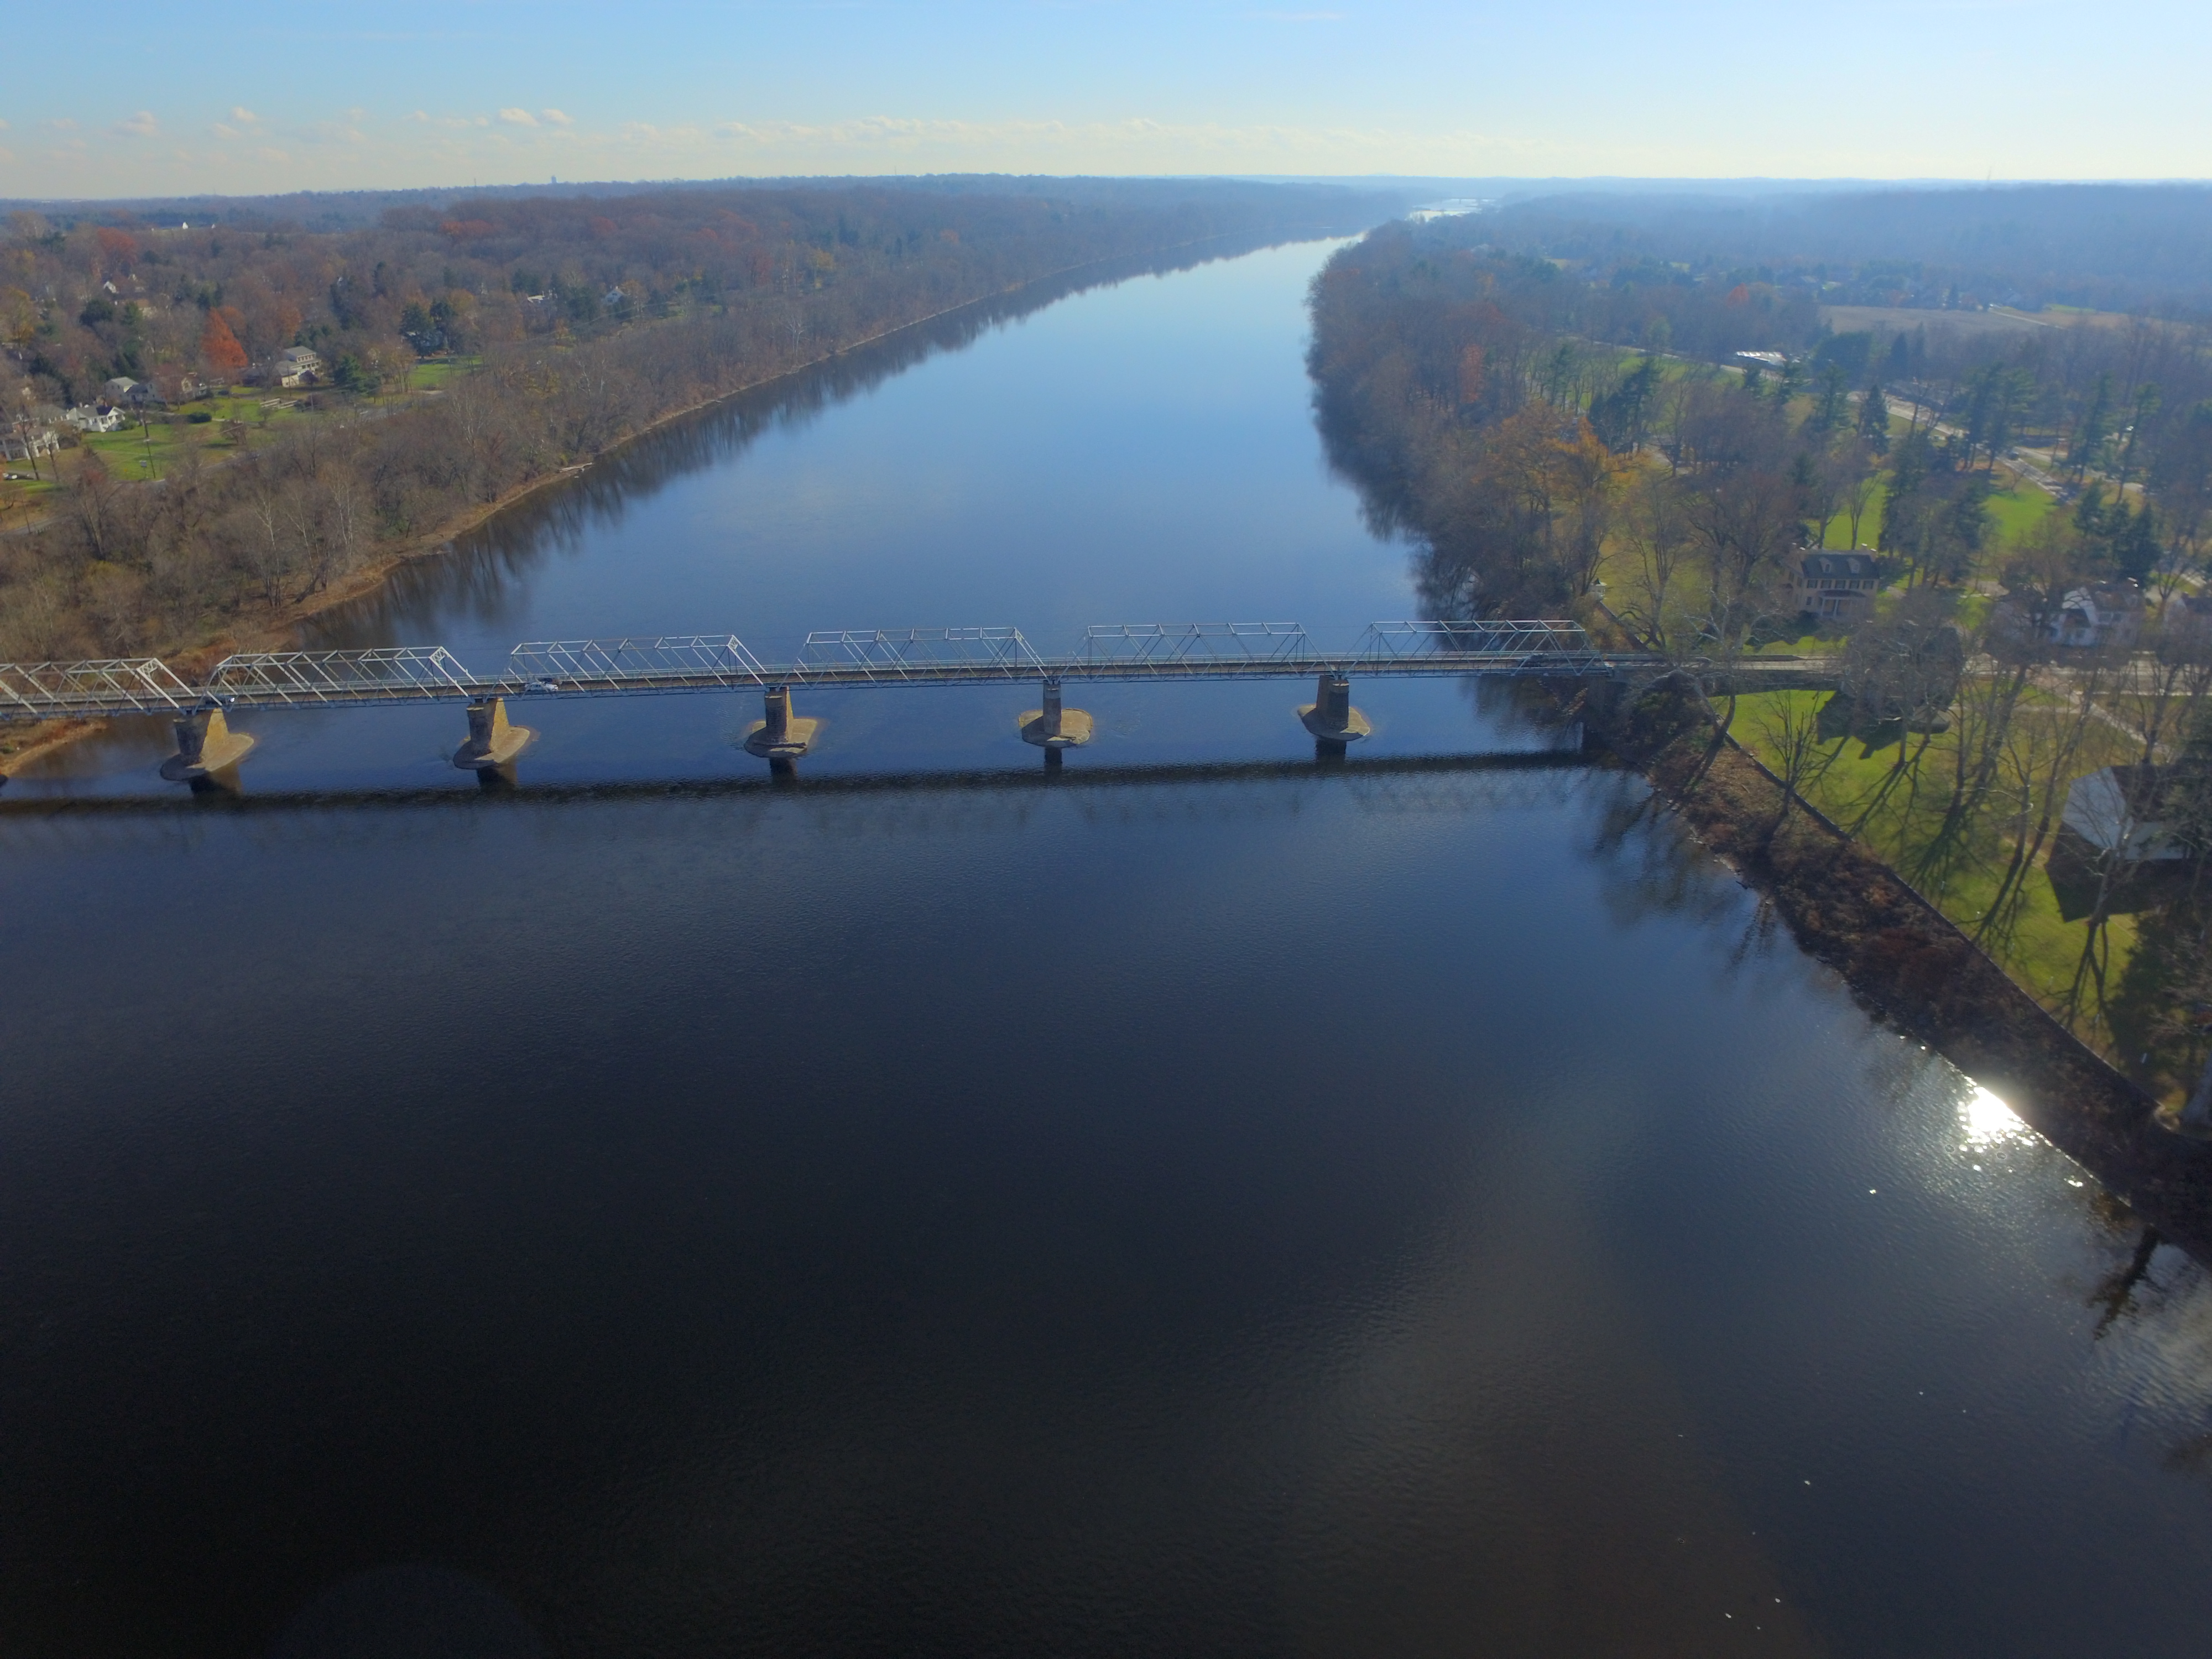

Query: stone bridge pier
[1298,673,1371,755]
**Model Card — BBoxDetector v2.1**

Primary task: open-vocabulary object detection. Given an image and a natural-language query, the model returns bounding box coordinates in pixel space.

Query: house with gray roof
[1792,549,1882,622]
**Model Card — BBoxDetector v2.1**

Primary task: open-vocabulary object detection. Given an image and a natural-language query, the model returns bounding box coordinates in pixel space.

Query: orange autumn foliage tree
[93,227,139,271]
[201,310,249,375]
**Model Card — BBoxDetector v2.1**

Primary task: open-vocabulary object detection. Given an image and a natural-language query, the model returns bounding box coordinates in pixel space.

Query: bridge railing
[1075,622,1311,670]
[505,636,771,691]
[207,647,483,705]
[797,627,1044,680]
[1353,620,1596,663]
[0,657,202,719]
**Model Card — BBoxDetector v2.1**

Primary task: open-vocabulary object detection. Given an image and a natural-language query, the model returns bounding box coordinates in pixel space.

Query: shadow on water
[0,748,1593,842]
[311,231,1343,650]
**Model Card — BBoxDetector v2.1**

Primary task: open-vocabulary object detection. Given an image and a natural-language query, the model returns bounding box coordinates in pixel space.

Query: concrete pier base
[160,708,257,782]
[744,686,819,759]
[1020,677,1093,749]
[1298,673,1371,749]
[452,697,534,771]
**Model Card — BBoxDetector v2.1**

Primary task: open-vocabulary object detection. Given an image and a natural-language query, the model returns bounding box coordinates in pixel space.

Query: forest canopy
[0,178,1394,668]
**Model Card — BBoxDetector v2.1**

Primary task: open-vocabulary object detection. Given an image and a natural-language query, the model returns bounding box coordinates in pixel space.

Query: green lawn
[405,356,478,391]
[64,362,477,481]
[1817,478,1888,552]
[81,419,203,478]
[1731,686,2141,1041]
[1985,478,2054,544]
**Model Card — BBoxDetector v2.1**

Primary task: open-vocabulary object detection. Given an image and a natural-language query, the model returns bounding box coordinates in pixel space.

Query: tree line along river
[2,238,2209,1658]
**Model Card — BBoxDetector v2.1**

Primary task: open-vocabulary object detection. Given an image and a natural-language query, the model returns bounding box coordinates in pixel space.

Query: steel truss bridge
[0,620,1832,780]
[0,619,1814,726]
[0,622,1676,722]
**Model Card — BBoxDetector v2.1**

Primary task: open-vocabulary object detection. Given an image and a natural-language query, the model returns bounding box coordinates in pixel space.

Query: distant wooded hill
[1481,185,2212,316]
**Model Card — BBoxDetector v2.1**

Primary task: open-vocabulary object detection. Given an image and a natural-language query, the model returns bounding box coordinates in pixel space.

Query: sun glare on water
[1959,1084,2041,1151]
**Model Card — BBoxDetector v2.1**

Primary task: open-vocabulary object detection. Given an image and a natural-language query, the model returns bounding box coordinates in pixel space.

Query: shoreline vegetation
[1588,676,2212,1261]
[1,180,1399,773]
[1306,207,2212,1208]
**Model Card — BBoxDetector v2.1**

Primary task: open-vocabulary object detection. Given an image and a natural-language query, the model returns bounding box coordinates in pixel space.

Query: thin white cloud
[45,117,77,131]
[231,107,261,126]
[114,111,161,138]
[541,108,575,126]
[498,108,539,127]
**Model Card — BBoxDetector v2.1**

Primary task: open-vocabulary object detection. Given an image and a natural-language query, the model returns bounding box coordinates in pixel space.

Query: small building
[2052,583,2145,650]
[274,347,324,389]
[64,403,126,434]
[1794,549,1882,622]
[2,425,60,460]
[102,375,151,406]
[2062,765,2197,863]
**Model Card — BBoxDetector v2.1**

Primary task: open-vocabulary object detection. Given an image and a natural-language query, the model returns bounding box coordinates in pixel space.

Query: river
[3,239,2210,1657]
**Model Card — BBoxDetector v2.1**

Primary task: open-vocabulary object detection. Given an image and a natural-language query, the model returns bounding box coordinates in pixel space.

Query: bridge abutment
[160,708,256,782]
[744,685,820,759]
[1020,676,1093,750]
[453,697,534,771]
[1298,673,1371,755]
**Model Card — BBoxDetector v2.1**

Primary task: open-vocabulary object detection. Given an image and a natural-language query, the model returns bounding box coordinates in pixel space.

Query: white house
[102,375,148,406]
[64,403,126,433]
[2052,583,2146,649]
[274,347,324,388]
[2,425,60,460]
[1793,549,1882,622]
[2062,765,2193,863]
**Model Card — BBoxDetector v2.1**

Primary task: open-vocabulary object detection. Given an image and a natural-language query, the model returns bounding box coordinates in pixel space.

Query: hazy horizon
[4,0,2207,199]
[13,174,2197,214]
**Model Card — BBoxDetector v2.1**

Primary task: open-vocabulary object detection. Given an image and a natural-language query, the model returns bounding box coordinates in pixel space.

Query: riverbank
[1,227,1334,781]
[1598,677,2212,1260]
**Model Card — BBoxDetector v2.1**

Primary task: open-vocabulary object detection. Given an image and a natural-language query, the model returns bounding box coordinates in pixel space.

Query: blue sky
[3,1,2206,199]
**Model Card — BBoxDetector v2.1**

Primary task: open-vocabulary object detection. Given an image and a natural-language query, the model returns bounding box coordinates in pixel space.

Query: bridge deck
[0,623,1822,722]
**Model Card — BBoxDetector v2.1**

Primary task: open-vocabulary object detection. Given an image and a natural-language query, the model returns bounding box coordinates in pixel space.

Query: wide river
[4,240,2211,1657]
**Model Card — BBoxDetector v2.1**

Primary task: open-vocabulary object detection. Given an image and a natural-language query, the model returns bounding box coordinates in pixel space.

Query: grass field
[1985,477,2055,544]
[1730,686,2143,1047]
[32,357,479,487]
[1818,304,2051,341]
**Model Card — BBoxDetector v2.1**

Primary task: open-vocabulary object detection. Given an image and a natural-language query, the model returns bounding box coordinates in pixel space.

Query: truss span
[797,627,1044,681]
[0,620,1720,722]
[207,648,485,707]
[505,636,770,695]
[0,658,200,719]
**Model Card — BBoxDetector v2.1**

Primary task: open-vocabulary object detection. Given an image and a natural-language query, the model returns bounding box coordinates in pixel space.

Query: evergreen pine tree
[1813,362,1848,431]
[2072,372,2113,478]
[2114,501,2162,584]
[2074,481,2110,547]
[1859,383,1891,453]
